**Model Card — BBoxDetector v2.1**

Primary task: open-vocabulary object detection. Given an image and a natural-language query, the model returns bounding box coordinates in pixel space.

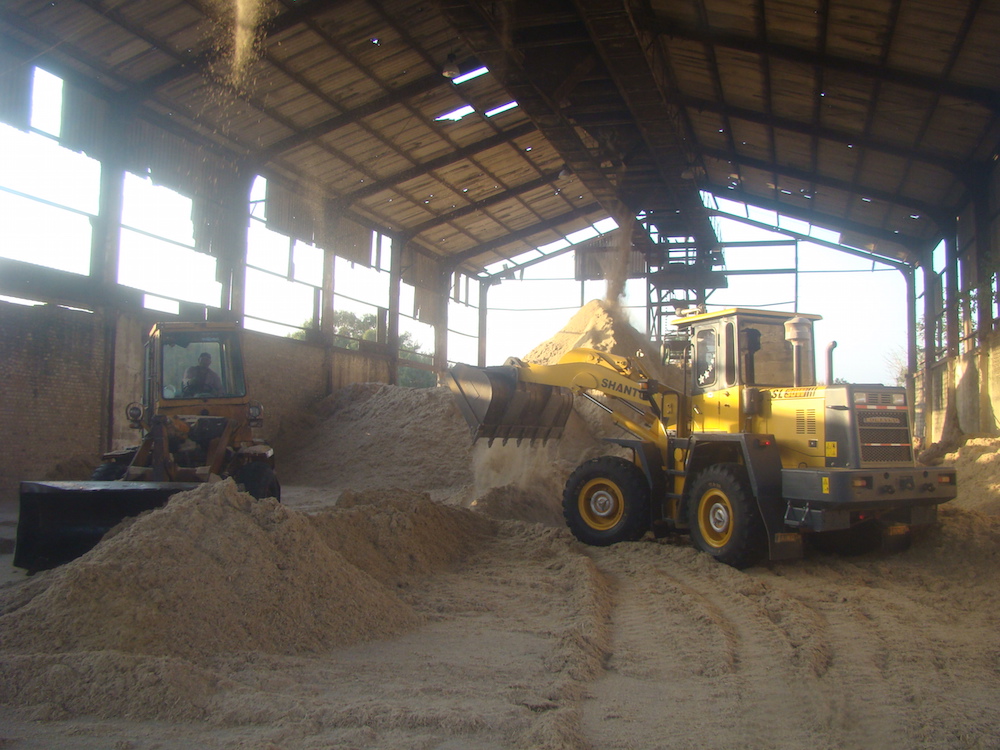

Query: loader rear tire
[687,463,766,569]
[234,462,281,501]
[563,456,650,546]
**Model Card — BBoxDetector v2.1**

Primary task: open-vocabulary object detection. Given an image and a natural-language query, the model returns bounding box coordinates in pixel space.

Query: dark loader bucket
[446,363,575,445]
[14,480,199,571]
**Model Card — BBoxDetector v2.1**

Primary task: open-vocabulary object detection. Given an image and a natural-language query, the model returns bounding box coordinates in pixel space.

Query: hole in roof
[453,66,489,84]
[485,101,518,117]
[435,105,475,122]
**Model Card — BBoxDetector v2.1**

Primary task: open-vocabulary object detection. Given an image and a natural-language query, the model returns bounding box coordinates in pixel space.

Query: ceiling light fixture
[442,54,460,79]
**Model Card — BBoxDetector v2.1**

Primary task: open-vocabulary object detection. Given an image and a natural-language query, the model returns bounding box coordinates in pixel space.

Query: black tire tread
[234,462,281,501]
[562,456,650,546]
[686,462,766,569]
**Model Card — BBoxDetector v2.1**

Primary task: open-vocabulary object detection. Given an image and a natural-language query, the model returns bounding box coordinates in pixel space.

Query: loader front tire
[563,456,650,546]
[687,463,766,569]
[234,462,281,501]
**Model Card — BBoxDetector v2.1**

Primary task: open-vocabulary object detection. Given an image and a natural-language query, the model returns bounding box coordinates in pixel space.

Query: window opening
[695,329,717,388]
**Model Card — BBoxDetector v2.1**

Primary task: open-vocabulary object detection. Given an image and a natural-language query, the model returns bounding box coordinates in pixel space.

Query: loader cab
[671,308,821,432]
[141,322,251,419]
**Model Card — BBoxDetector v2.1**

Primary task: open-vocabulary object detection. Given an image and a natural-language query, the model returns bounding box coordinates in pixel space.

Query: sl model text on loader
[447,308,957,568]
[15,321,279,571]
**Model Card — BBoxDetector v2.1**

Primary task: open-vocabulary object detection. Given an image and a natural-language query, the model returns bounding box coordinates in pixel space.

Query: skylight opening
[593,217,619,233]
[453,66,489,84]
[537,238,571,254]
[435,105,475,122]
[566,226,599,244]
[485,101,518,117]
[30,68,63,138]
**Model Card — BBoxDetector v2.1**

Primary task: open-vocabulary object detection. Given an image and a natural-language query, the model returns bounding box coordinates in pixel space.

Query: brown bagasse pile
[276,382,477,501]
[0,298,659,719]
[0,480,496,720]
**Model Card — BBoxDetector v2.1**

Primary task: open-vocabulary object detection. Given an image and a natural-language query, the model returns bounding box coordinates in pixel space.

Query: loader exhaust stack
[445,363,574,445]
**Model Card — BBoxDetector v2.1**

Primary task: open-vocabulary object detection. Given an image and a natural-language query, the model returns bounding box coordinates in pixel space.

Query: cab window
[159,334,247,399]
[695,329,717,388]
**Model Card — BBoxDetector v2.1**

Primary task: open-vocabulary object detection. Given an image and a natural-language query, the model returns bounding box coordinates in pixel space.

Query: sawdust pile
[941,436,1000,515]
[522,299,682,388]
[277,299,668,526]
[279,383,476,499]
[2,482,462,659]
[0,480,498,719]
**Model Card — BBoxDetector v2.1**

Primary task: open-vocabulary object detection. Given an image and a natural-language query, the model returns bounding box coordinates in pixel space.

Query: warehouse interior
[2,0,1000,500]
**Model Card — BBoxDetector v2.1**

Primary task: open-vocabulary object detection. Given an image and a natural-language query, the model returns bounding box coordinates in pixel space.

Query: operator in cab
[183,352,223,396]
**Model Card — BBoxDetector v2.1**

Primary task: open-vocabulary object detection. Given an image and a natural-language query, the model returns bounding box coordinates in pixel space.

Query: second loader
[15,320,279,571]
[447,307,957,568]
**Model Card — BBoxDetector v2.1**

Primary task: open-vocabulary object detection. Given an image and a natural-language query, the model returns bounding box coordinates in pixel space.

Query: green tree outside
[289,311,436,388]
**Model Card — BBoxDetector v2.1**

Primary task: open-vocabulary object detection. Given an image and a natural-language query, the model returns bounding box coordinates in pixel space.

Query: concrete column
[974,190,995,344]
[944,234,959,357]
[478,279,490,367]
[904,265,917,408]
[90,105,134,290]
[213,165,254,320]
[320,240,336,341]
[387,235,403,385]
[922,259,937,442]
[433,269,451,376]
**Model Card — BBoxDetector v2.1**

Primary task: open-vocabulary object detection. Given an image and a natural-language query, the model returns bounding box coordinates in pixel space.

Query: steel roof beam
[676,94,968,177]
[446,202,604,269]
[703,183,931,256]
[408,170,564,236]
[639,16,1000,112]
[700,146,953,228]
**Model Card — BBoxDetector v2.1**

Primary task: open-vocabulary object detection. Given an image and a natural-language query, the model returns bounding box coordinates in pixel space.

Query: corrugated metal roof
[2,0,997,277]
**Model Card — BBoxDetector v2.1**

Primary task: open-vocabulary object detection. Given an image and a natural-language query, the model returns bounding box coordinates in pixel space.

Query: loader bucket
[446,363,575,445]
[14,480,199,571]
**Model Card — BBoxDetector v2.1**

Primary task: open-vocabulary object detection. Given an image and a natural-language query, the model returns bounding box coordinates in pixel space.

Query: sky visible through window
[0,66,914,384]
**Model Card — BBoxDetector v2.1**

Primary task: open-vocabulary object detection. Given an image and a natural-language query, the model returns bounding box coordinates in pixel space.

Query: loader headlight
[126,402,144,422]
[248,402,264,427]
[853,392,868,405]
[892,393,906,406]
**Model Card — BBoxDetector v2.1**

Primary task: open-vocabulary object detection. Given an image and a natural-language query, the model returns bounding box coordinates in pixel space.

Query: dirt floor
[2,299,999,749]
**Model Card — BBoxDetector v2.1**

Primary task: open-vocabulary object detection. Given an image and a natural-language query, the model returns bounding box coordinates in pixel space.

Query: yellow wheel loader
[15,321,278,571]
[447,308,957,568]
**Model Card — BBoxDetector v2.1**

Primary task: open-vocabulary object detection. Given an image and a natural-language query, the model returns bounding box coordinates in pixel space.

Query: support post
[388,235,403,385]
[478,279,490,367]
[213,164,255,320]
[974,190,995,345]
[91,106,133,290]
[321,240,336,343]
[433,269,451,377]
[944,234,959,357]
[922,259,937,444]
[903,264,917,425]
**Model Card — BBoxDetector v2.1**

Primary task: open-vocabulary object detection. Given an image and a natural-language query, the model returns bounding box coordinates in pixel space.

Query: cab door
[691,321,741,433]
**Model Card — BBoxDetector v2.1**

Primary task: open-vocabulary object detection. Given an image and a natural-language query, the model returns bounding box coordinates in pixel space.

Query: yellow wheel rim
[578,477,625,531]
[697,487,734,548]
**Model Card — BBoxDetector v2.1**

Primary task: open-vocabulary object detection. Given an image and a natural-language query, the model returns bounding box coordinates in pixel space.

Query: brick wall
[0,302,111,507]
[1,304,399,511]
[242,330,331,457]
